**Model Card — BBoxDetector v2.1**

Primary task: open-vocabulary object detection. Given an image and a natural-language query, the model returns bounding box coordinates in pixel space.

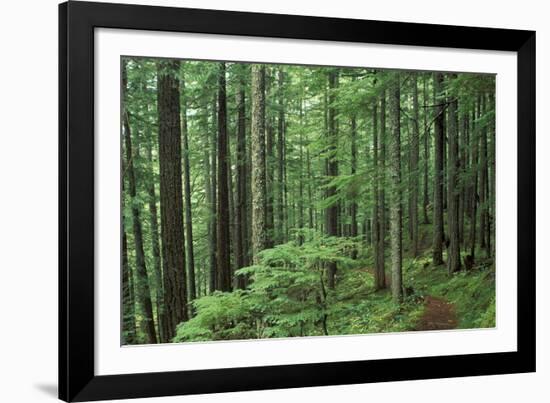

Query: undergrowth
[174,230,496,343]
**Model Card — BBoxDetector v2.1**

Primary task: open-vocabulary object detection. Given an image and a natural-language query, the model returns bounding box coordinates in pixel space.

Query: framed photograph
[59,1,535,401]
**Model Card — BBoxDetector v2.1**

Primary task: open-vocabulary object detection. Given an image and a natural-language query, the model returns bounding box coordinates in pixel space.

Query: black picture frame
[59,1,536,401]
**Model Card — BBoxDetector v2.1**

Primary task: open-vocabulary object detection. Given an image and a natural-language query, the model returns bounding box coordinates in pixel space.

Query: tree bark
[326,70,339,289]
[479,94,488,253]
[458,113,467,246]
[157,60,188,341]
[298,93,306,245]
[469,101,480,260]
[209,94,218,293]
[307,148,314,230]
[235,67,249,288]
[377,91,387,289]
[350,112,358,255]
[180,74,196,305]
[410,74,420,257]
[251,64,267,263]
[388,74,403,303]
[265,68,275,248]
[276,68,286,244]
[215,62,232,292]
[446,75,461,274]
[122,224,136,344]
[202,96,213,293]
[145,133,164,342]
[373,99,384,289]
[422,75,430,224]
[432,73,445,266]
[487,92,495,258]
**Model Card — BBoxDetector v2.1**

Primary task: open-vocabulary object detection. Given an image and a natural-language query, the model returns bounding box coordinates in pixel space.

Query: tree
[388,73,403,303]
[377,90,387,290]
[235,65,249,287]
[458,112,467,246]
[209,92,218,293]
[468,99,480,261]
[326,69,339,289]
[265,68,275,248]
[251,64,267,263]
[201,94,213,293]
[121,223,136,344]
[145,129,164,340]
[486,92,495,258]
[479,94,488,253]
[422,76,431,225]
[372,97,384,290]
[180,71,197,305]
[298,90,306,245]
[432,72,445,266]
[276,68,286,244]
[123,62,157,344]
[350,111,358,256]
[410,74,420,257]
[157,60,188,341]
[446,74,461,273]
[215,62,232,292]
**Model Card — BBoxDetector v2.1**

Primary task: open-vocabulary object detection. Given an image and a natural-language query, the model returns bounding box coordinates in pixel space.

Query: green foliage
[174,232,360,341]
[173,291,255,342]
[174,226,496,343]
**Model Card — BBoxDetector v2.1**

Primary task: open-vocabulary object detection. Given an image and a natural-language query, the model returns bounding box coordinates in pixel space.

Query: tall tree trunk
[307,148,314,230]
[145,134,164,342]
[227,113,236,286]
[388,74,403,303]
[487,92,495,258]
[432,73,445,266]
[410,74,420,257]
[265,68,275,248]
[251,65,267,263]
[123,64,157,344]
[276,68,285,244]
[350,112,358,257]
[422,75,430,224]
[122,224,136,344]
[202,97,213,293]
[377,91,387,289]
[157,60,188,341]
[326,70,339,289]
[298,94,306,245]
[406,120,413,243]
[458,113,467,246]
[209,94,218,293]
[373,100,384,289]
[446,76,461,274]
[479,94,488,252]
[180,74,196,305]
[216,62,232,292]
[235,69,249,288]
[469,102,480,261]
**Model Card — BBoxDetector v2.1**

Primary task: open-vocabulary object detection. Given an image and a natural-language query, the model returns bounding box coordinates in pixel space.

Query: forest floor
[173,228,495,342]
[361,266,458,332]
[414,296,457,331]
[345,256,492,337]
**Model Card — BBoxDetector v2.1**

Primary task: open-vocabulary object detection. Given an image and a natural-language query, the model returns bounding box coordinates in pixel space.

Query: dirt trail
[360,266,458,331]
[414,296,458,331]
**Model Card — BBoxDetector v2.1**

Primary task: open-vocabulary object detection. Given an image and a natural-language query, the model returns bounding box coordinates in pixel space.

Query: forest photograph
[121,56,496,345]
